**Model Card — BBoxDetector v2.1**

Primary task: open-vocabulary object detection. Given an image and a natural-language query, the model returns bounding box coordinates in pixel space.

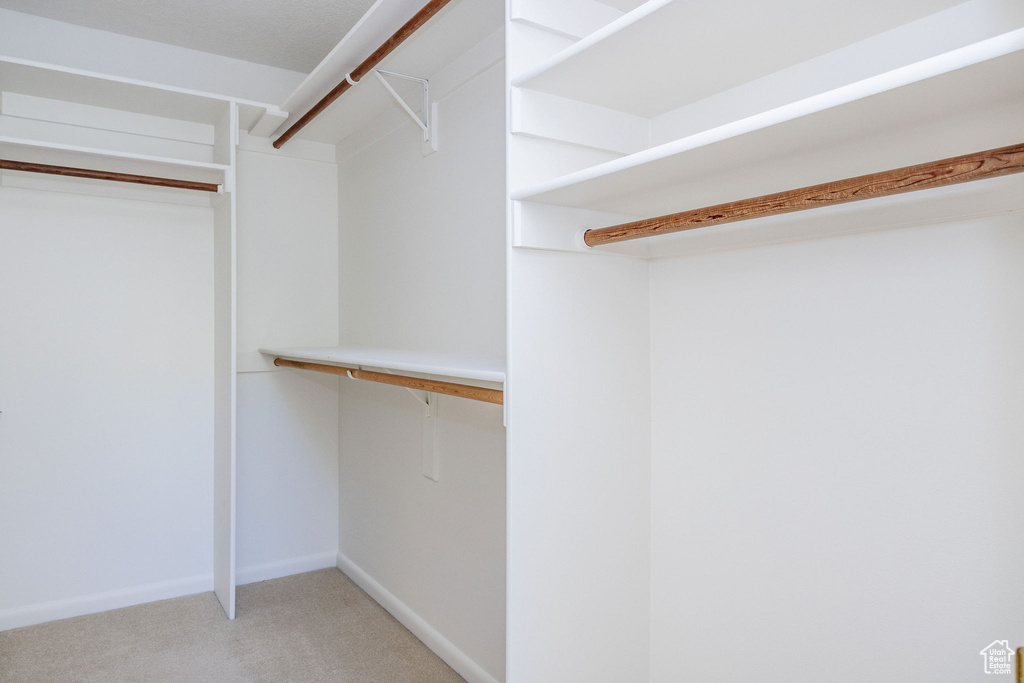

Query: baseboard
[236,551,338,586]
[336,551,501,683]
[0,573,213,633]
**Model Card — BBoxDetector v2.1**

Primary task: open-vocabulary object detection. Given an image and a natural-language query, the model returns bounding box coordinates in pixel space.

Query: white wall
[0,185,214,630]
[0,8,305,104]
[338,383,506,680]
[236,371,339,584]
[649,213,1024,682]
[235,145,341,584]
[505,249,652,683]
[235,145,339,372]
[337,64,506,358]
[335,63,507,682]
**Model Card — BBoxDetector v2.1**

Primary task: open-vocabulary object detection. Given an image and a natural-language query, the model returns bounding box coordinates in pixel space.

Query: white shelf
[510,0,966,118]
[259,346,506,384]
[0,135,229,186]
[0,54,286,194]
[511,35,1024,220]
[279,0,502,145]
[0,55,283,132]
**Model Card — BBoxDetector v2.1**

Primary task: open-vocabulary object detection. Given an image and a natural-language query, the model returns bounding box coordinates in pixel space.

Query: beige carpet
[0,568,466,682]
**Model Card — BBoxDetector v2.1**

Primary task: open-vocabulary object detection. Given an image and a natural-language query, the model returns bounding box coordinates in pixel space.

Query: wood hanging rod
[274,358,503,405]
[273,0,453,149]
[0,159,220,193]
[583,142,1024,247]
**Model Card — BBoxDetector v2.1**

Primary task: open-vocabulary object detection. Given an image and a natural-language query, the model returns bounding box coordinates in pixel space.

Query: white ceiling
[0,0,379,73]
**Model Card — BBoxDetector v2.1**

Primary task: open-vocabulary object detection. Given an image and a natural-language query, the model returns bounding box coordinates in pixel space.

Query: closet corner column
[213,101,239,619]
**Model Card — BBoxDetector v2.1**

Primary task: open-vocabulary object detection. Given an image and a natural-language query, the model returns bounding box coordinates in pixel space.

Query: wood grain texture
[274,358,503,405]
[272,0,454,149]
[583,142,1024,247]
[0,158,220,192]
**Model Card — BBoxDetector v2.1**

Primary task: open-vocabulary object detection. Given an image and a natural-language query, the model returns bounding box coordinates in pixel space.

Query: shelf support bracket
[373,69,439,154]
[377,369,440,482]
[421,392,440,482]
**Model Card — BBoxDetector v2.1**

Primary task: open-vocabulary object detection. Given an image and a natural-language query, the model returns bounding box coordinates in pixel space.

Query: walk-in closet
[2,0,1023,681]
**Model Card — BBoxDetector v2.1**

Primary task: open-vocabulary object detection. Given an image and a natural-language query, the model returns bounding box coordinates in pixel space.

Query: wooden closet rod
[583,142,1024,247]
[273,0,453,149]
[274,358,504,405]
[0,159,220,193]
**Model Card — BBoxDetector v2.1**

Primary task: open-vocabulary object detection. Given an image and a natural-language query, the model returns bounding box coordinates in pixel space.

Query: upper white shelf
[511,33,1024,219]
[259,347,506,384]
[0,55,285,135]
[278,0,429,122]
[510,0,967,118]
[0,54,289,190]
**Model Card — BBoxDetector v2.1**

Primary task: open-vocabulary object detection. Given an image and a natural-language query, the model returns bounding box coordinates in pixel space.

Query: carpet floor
[0,568,466,682]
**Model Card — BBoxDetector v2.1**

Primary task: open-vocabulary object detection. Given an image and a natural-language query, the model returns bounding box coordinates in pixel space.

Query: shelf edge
[0,135,232,172]
[510,0,673,87]
[0,54,282,111]
[259,347,506,384]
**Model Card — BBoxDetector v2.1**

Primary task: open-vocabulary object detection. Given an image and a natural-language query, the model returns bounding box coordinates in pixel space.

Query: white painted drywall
[236,371,339,584]
[235,147,339,373]
[234,146,340,583]
[649,214,1024,682]
[0,8,305,104]
[505,248,652,683]
[0,184,214,630]
[335,63,507,682]
[337,63,506,358]
[338,384,506,681]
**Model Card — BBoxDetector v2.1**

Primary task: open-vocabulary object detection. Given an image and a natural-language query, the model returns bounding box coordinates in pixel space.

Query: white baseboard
[336,551,501,683]
[236,551,338,586]
[0,573,213,632]
[1,550,339,633]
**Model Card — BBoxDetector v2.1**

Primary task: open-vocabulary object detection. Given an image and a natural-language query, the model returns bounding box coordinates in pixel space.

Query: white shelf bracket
[422,392,440,482]
[372,369,440,481]
[373,69,439,155]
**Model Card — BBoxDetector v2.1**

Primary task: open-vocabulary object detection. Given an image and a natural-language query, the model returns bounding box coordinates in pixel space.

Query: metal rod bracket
[373,69,439,154]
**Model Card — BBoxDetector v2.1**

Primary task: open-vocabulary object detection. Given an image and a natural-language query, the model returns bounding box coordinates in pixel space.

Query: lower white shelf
[258,347,506,384]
